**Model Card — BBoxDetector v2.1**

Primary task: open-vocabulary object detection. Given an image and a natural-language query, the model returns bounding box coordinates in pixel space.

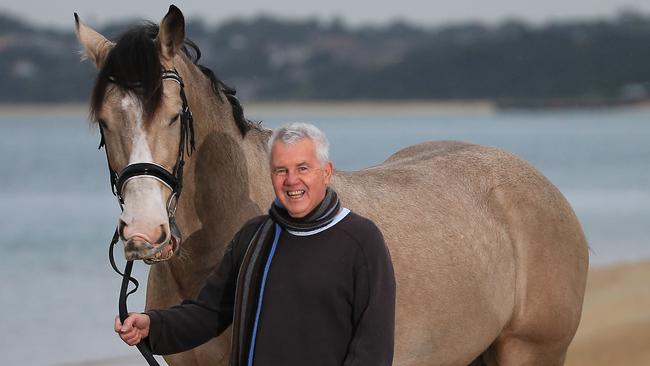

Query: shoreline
[245,100,497,116]
[2,99,650,118]
[0,100,496,118]
[0,103,90,117]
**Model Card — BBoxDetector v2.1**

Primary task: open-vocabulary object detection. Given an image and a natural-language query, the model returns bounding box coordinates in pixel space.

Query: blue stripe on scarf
[317,201,339,220]
[247,223,282,366]
[288,208,350,237]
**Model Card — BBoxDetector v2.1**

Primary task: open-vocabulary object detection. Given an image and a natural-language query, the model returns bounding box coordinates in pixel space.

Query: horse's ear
[74,13,114,69]
[156,5,186,61]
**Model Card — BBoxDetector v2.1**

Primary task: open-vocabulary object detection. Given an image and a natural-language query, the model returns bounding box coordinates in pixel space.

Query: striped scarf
[230,187,341,366]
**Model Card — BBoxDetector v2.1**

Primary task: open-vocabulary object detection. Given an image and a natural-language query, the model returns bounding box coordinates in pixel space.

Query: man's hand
[115,313,151,346]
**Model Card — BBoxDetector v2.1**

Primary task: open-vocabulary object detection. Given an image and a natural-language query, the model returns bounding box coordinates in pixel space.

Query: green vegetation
[1,11,649,105]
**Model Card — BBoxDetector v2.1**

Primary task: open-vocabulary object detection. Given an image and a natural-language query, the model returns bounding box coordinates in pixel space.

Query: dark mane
[90,23,251,136]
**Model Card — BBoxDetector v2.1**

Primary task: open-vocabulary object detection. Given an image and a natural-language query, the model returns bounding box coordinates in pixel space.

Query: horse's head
[75,6,193,263]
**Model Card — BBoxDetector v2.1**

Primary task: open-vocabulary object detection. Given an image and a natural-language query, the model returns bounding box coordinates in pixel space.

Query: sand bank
[244,100,496,117]
[0,100,496,119]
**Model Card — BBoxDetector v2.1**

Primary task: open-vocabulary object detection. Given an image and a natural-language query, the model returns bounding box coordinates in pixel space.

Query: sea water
[0,105,648,365]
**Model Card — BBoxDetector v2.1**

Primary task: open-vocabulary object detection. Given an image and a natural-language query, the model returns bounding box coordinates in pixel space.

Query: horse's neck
[162,75,273,297]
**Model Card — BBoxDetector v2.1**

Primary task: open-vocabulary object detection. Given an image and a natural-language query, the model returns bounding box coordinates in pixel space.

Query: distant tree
[1,10,650,103]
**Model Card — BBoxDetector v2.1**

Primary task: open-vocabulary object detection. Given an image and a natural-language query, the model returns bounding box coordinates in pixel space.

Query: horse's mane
[90,22,251,136]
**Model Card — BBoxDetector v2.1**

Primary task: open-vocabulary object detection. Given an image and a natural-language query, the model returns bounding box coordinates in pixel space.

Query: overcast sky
[2,0,649,29]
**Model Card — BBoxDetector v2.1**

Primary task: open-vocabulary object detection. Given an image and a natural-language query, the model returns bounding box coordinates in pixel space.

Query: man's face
[270,138,333,218]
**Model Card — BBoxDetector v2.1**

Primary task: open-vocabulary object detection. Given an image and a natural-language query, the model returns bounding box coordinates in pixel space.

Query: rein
[108,229,161,365]
[101,68,195,366]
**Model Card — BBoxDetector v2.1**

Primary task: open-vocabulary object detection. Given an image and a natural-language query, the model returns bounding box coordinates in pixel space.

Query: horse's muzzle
[124,221,182,264]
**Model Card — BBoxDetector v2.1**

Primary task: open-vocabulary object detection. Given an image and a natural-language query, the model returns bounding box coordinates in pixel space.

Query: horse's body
[76,6,588,366]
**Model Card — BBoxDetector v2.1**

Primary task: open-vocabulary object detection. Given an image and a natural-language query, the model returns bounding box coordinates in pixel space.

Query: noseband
[99,69,195,366]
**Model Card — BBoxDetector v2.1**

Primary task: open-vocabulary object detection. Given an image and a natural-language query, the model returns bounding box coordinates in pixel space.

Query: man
[116,122,396,366]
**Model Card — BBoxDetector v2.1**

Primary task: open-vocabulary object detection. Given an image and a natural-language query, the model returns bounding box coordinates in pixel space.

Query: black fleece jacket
[146,211,396,366]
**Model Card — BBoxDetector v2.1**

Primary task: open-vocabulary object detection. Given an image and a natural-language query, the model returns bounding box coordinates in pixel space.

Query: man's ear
[155,5,186,61]
[74,13,114,68]
[324,161,334,183]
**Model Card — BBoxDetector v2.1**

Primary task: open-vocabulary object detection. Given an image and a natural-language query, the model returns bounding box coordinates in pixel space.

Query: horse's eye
[97,119,108,130]
[169,113,180,125]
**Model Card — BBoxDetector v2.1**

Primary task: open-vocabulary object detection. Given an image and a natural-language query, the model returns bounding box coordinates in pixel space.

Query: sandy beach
[57,260,650,366]
[566,260,650,366]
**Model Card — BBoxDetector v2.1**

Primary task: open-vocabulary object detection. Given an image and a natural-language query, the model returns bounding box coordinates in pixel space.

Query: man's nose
[284,170,300,185]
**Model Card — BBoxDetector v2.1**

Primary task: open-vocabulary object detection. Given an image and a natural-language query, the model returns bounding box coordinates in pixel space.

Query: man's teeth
[287,190,305,197]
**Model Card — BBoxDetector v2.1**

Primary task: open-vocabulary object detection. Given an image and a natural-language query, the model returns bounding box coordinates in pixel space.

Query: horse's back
[331,140,588,365]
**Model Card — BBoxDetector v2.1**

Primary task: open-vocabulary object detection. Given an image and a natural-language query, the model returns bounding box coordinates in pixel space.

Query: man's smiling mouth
[287,190,305,198]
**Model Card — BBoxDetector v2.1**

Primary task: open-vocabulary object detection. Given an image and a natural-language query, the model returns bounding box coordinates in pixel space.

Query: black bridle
[101,69,195,213]
[101,69,195,366]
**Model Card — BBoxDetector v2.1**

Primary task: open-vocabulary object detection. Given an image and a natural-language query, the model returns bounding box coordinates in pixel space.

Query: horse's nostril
[118,219,127,238]
[156,224,168,244]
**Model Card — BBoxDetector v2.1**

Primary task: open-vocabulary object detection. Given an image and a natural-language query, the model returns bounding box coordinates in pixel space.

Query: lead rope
[109,228,161,366]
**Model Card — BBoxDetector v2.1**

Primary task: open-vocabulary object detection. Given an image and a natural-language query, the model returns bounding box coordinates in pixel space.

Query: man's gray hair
[268,122,330,165]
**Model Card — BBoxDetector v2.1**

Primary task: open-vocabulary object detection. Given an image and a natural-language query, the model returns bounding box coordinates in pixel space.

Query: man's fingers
[114,316,122,333]
[125,333,141,346]
[119,327,141,346]
[114,313,148,346]
[121,327,136,338]
[121,314,139,332]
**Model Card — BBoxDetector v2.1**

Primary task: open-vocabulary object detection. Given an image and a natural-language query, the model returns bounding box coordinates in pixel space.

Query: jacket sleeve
[343,223,396,366]
[145,240,239,355]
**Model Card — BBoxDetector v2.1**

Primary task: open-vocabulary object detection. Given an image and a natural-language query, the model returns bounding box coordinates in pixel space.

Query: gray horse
[76,5,588,366]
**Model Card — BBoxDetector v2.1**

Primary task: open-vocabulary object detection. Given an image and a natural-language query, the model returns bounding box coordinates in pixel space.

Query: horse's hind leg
[486,168,589,365]
[467,339,570,366]
[483,335,571,366]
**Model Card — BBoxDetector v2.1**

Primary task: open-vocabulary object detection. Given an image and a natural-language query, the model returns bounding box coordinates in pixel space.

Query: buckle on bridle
[166,192,179,218]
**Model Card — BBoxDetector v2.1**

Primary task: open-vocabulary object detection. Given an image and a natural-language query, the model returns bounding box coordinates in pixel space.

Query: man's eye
[274,169,287,176]
[298,166,309,173]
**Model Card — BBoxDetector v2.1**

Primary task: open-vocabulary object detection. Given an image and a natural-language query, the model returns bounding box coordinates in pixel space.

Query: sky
[1,0,650,30]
